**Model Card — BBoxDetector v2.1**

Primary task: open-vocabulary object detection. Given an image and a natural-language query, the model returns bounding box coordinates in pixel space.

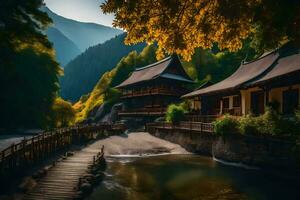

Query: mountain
[42,7,123,66]
[43,7,123,52]
[46,27,81,66]
[60,33,146,102]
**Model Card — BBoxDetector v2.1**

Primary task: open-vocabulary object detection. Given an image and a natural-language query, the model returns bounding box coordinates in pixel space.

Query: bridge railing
[0,122,126,174]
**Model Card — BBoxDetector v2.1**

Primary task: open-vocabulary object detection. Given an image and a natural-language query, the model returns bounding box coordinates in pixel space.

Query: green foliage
[166,104,186,125]
[0,1,61,129]
[0,48,60,129]
[183,42,257,85]
[213,115,240,137]
[295,108,300,121]
[109,45,157,87]
[102,88,122,114]
[239,114,262,135]
[238,108,300,137]
[51,98,75,128]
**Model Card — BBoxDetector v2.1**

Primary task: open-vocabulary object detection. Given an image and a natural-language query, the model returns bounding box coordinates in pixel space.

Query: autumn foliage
[101,0,300,60]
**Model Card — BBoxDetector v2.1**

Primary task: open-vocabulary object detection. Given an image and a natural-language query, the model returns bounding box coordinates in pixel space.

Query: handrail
[0,123,126,164]
[146,121,214,133]
[121,87,187,98]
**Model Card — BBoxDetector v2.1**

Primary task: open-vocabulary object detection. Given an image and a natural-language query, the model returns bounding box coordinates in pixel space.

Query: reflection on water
[87,155,300,200]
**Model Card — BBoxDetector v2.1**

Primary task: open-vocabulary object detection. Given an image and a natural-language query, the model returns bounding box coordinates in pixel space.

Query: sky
[44,0,115,27]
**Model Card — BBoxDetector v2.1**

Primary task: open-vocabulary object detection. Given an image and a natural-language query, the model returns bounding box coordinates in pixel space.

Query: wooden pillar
[220,99,223,115]
[22,137,26,166]
[265,87,270,108]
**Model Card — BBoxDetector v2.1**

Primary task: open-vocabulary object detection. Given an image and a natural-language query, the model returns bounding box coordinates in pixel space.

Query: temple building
[183,45,300,118]
[116,54,193,121]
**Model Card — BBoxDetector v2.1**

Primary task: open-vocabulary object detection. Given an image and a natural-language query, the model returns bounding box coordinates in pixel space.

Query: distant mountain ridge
[60,33,146,102]
[42,7,123,66]
[46,27,81,66]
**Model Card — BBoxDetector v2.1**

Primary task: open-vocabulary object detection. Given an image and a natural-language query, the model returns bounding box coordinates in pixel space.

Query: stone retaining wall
[150,128,300,169]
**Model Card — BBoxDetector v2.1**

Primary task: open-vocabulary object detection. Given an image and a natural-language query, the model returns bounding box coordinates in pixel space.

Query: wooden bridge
[0,123,126,178]
[23,142,106,200]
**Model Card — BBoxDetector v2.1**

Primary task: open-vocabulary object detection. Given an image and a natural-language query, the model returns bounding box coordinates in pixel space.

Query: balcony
[121,87,186,99]
[118,107,167,116]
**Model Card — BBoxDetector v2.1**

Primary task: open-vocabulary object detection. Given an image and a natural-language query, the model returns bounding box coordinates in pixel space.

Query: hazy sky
[44,0,115,27]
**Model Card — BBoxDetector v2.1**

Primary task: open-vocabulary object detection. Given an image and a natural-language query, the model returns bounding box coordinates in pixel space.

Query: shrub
[239,107,300,137]
[213,115,239,137]
[166,104,186,124]
[239,114,261,135]
[296,108,300,121]
[260,107,281,135]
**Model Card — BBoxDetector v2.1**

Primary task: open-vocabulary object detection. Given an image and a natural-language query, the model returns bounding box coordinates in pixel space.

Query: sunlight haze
[44,0,115,27]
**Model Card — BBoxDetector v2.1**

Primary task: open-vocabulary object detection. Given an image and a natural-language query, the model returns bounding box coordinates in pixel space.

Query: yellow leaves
[103,0,259,61]
[73,67,118,122]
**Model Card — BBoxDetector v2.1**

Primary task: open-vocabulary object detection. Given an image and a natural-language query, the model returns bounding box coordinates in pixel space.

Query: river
[86,132,300,200]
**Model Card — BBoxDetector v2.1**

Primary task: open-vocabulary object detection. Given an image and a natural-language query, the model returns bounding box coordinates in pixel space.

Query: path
[23,142,103,200]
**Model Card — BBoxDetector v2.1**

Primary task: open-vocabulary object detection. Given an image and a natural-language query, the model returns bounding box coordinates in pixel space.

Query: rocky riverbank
[93,132,188,156]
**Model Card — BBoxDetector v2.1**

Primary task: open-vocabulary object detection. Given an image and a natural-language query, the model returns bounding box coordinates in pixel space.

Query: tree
[0,0,53,57]
[51,98,75,128]
[0,0,61,129]
[101,0,300,60]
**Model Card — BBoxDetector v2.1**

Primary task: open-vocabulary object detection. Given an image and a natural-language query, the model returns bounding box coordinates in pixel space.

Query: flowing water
[87,154,300,200]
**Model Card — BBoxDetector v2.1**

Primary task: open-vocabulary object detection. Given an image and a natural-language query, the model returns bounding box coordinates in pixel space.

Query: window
[282,89,299,115]
[233,96,241,107]
[194,99,201,111]
[223,98,229,109]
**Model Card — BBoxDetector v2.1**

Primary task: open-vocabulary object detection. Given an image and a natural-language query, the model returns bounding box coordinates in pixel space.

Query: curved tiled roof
[248,52,300,86]
[116,54,193,88]
[182,51,279,98]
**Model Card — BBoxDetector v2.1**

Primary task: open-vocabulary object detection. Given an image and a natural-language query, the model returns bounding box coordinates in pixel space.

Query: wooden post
[22,137,26,166]
[200,123,203,133]
[101,145,104,154]
[10,143,15,170]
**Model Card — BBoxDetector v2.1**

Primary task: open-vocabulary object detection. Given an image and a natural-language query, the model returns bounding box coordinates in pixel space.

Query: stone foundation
[150,128,300,169]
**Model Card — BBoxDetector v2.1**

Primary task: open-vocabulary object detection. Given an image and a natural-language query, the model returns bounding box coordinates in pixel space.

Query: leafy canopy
[0,0,61,129]
[101,0,300,60]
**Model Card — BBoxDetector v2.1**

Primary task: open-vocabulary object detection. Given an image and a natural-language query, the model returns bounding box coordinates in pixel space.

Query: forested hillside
[60,33,146,102]
[182,41,257,85]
